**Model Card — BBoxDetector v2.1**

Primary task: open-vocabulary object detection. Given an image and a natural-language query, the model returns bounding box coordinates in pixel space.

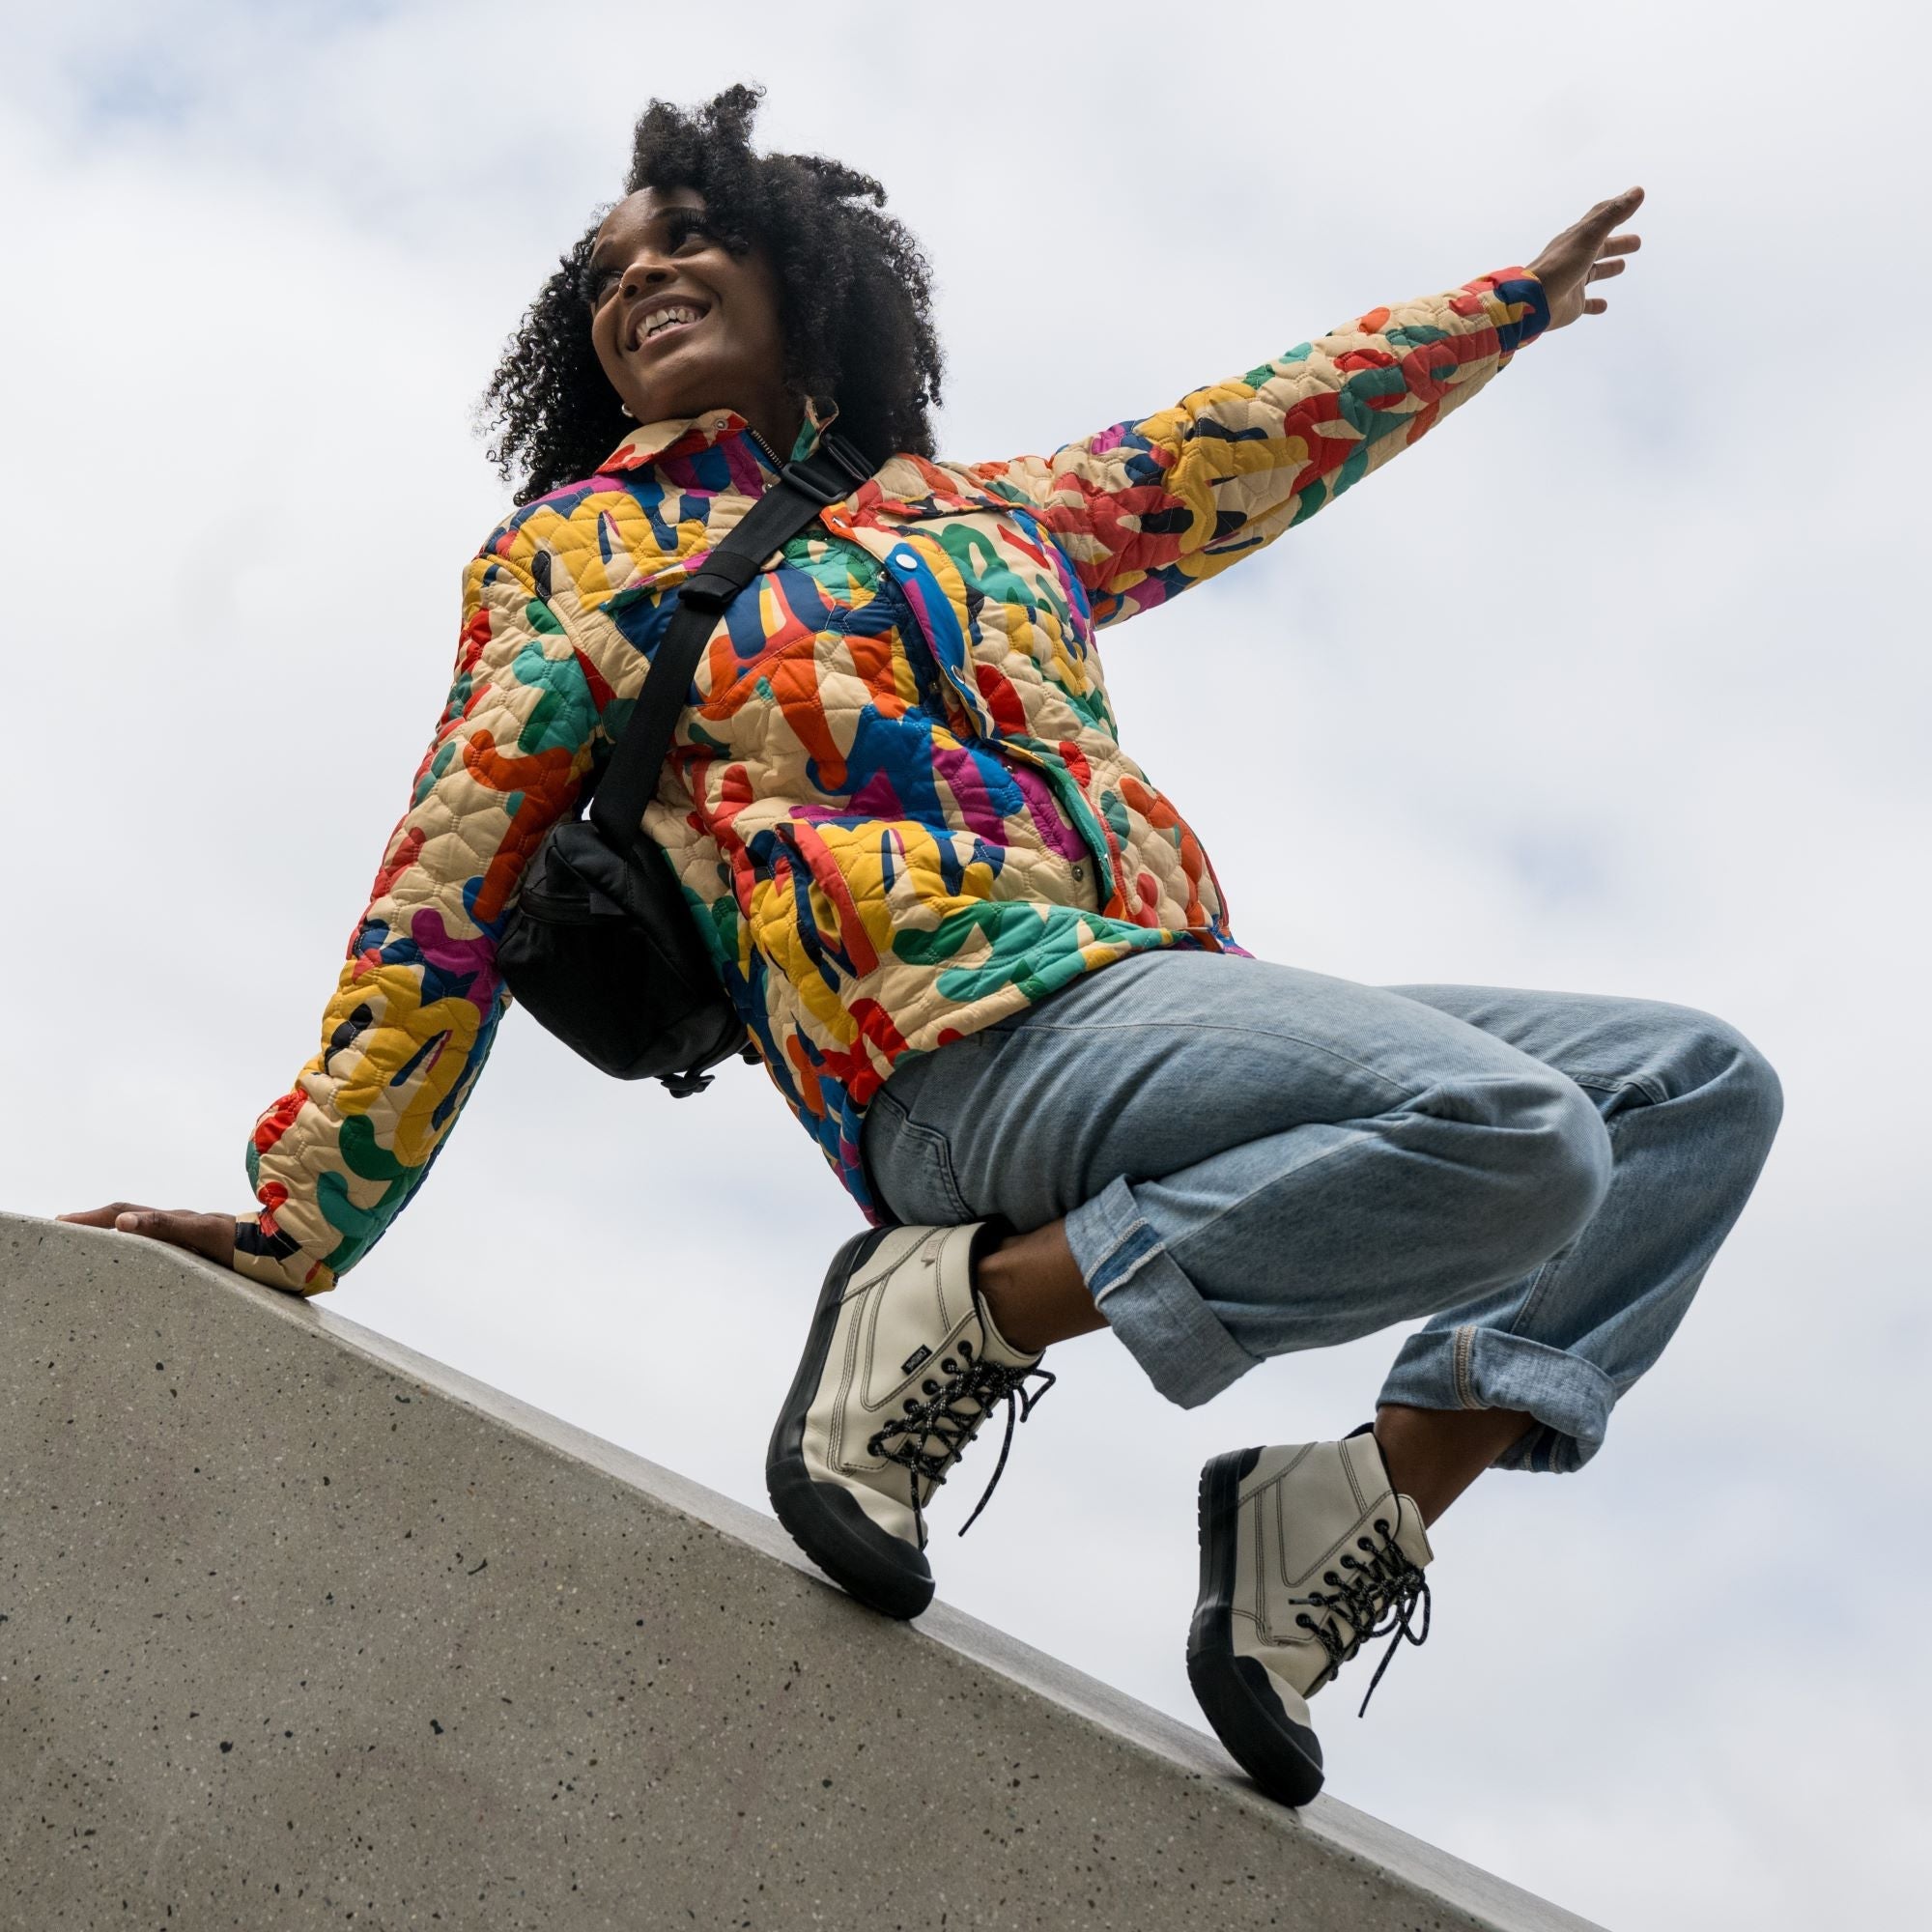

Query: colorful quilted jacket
[232,269,1551,1294]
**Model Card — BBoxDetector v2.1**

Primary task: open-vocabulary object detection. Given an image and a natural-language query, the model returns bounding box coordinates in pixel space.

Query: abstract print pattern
[233,270,1550,1293]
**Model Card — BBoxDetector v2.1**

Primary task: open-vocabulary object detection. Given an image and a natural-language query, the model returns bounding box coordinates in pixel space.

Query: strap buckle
[680,435,877,612]
[780,431,874,506]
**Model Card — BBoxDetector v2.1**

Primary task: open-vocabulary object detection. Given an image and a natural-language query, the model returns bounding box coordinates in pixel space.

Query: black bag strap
[587,431,874,850]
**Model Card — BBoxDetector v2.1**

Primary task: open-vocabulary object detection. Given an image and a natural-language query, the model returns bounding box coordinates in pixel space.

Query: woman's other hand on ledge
[58,1204,238,1270]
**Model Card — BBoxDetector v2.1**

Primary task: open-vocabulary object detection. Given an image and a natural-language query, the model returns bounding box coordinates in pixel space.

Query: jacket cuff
[1472,267,1552,358]
[232,1214,332,1295]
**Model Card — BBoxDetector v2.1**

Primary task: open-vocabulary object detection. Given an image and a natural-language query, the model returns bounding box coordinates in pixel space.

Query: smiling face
[586,186,798,455]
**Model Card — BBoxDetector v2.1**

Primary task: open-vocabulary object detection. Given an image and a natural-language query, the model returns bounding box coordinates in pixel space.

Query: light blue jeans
[861,952,1782,1472]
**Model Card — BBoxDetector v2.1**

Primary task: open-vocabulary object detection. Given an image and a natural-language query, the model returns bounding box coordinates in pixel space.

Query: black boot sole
[1186,1448,1326,1808]
[766,1229,935,1622]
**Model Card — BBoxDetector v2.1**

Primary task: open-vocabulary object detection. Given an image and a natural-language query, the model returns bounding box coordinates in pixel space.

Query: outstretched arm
[973,188,1643,626]
[64,530,611,1292]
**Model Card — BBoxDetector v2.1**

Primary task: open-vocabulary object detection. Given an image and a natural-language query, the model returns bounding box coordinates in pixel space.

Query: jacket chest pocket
[867,565,980,738]
[890,510,1097,710]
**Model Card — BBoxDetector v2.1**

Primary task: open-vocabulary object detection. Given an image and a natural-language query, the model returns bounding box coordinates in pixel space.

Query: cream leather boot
[1187,1427,1434,1805]
[767,1223,1052,1619]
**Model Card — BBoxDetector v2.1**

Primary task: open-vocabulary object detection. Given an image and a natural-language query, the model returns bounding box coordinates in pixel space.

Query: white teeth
[639,304,702,344]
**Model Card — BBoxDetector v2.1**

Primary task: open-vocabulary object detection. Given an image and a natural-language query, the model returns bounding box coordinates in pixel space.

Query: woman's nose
[619,254,677,300]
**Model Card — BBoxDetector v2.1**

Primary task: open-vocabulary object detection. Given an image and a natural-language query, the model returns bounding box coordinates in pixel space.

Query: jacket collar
[597,396,838,478]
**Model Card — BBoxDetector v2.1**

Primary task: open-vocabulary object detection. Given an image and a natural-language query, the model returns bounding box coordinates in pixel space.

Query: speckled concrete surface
[0,1211,1603,1931]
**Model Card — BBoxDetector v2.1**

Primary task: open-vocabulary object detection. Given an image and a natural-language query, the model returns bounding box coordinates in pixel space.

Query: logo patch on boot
[900,1345,933,1377]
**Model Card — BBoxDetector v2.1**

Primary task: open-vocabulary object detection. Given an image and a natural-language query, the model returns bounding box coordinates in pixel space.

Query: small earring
[619,402,635,419]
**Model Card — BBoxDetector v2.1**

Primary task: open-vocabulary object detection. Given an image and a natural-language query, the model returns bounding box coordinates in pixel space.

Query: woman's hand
[1526,186,1644,329]
[57,1204,238,1269]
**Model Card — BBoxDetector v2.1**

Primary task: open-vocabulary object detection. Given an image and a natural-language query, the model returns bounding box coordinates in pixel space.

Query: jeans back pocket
[861,1087,974,1227]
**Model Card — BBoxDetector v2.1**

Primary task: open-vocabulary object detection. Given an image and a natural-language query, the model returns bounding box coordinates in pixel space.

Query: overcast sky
[3,3,1925,1924]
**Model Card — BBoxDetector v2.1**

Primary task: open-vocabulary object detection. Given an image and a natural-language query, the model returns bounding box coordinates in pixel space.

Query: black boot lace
[1286,1509,1432,1718]
[866,1335,1056,1542]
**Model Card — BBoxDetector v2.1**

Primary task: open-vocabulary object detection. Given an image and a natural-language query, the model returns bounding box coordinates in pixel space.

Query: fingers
[1586,258,1627,284]
[57,1202,148,1229]
[58,1204,237,1267]
[112,1208,181,1238]
[1583,186,1645,241]
[1583,298,1608,316]
[1556,190,1643,275]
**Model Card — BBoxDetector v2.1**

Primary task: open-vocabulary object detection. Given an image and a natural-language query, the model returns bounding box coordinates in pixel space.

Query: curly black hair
[480,84,943,504]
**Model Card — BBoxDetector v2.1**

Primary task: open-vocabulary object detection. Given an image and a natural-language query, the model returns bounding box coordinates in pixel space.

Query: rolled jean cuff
[1377,1327,1620,1475]
[1064,1177,1260,1408]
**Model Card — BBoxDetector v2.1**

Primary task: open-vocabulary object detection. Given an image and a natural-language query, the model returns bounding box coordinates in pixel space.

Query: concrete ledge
[0,1211,1602,1930]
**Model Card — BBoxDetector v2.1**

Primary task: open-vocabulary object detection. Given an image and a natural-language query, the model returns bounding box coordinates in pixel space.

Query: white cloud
[4,5,1926,1926]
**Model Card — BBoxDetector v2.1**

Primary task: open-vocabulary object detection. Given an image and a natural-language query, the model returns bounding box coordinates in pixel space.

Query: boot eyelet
[941,1358,957,1373]
[958,1340,974,1359]
[1294,1614,1314,1631]
[902,1399,919,1412]
[1322,1571,1339,1586]
[1373,1518,1390,1535]
[922,1379,939,1394]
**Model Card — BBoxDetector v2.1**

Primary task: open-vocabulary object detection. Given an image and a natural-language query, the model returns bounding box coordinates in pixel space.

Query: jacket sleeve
[972,269,1550,627]
[231,535,607,1294]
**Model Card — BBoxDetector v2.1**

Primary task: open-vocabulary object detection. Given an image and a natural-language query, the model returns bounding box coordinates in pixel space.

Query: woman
[66,86,1780,1807]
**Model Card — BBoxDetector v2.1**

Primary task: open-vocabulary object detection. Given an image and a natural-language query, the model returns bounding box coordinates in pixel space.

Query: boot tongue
[1343,1427,1434,1571]
[1391,1498,1434,1571]
[972,1289,1042,1369]
[940,1221,1042,1369]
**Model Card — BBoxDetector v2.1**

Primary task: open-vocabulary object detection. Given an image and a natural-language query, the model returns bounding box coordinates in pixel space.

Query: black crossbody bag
[497,433,874,1096]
